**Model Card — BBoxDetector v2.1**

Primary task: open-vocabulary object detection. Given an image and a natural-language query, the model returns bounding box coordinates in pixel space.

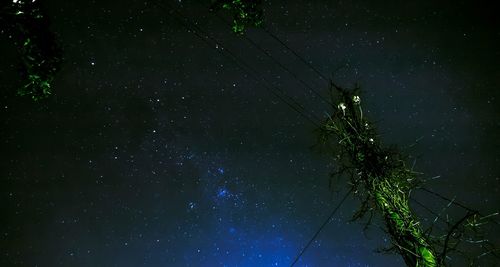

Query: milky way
[1,0,499,266]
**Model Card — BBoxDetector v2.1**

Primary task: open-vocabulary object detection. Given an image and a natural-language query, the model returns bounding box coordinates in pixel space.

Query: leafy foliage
[210,0,263,34]
[1,0,62,100]
[317,82,499,266]
[317,83,439,266]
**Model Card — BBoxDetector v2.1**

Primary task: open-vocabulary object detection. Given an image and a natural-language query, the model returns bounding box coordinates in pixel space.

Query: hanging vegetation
[1,0,62,100]
[316,83,497,266]
[210,0,263,34]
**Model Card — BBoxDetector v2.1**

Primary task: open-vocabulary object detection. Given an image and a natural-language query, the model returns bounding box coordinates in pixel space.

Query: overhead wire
[419,187,499,226]
[410,197,450,226]
[150,0,323,128]
[262,27,331,82]
[149,1,499,264]
[419,187,478,214]
[212,2,500,263]
[179,5,356,264]
[192,0,334,108]
[148,3,349,263]
[173,4,357,264]
[290,187,353,266]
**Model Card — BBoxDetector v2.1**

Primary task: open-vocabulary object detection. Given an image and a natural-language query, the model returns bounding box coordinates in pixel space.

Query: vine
[316,82,498,266]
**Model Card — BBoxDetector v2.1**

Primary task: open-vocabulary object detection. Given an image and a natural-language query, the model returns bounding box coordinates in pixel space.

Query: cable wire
[263,26,331,82]
[419,187,477,213]
[150,0,323,128]
[290,187,353,266]
[193,0,333,107]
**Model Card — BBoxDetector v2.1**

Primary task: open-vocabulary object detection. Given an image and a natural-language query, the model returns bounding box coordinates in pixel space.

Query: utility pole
[318,83,442,266]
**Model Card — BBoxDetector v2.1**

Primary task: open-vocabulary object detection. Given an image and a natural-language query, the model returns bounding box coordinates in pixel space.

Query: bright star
[217,187,229,198]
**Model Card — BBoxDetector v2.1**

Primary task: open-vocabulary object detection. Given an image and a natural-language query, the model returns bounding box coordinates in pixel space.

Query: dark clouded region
[1,0,499,266]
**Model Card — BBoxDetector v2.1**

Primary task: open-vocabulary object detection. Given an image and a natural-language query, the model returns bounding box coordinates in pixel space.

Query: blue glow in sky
[217,187,230,198]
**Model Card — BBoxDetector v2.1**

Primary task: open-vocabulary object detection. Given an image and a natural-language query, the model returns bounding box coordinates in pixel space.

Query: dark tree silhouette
[1,0,62,100]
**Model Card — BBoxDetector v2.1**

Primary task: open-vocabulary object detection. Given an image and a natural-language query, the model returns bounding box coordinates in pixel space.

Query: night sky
[1,1,499,266]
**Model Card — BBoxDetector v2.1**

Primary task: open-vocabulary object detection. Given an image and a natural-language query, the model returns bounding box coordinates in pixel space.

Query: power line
[419,187,477,213]
[150,0,323,128]
[237,31,333,107]
[262,26,331,82]
[151,4,349,264]
[143,2,500,265]
[193,0,333,107]
[410,197,449,225]
[290,187,353,266]
[419,187,499,226]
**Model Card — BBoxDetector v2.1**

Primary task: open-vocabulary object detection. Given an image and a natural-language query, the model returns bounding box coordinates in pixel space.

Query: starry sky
[1,0,499,266]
